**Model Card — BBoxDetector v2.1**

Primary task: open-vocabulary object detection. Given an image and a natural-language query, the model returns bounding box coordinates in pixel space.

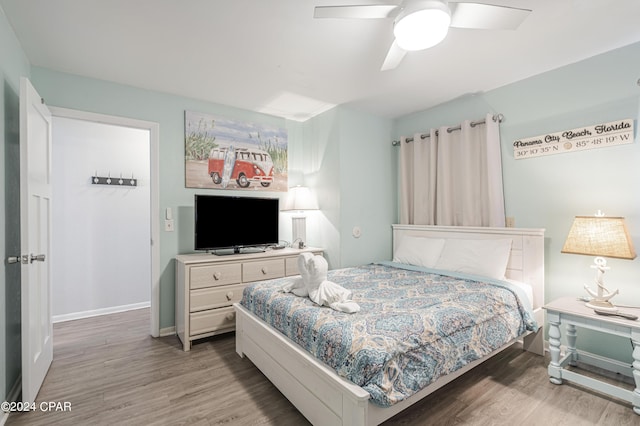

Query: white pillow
[434,238,512,280]
[393,236,446,268]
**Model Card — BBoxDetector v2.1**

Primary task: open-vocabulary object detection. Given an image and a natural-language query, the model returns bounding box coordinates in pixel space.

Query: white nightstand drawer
[190,283,245,312]
[190,263,241,289]
[190,307,236,336]
[243,259,285,282]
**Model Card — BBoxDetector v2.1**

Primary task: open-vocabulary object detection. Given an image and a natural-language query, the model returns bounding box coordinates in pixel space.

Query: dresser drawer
[190,307,236,336]
[285,256,301,276]
[190,263,241,289]
[243,259,285,282]
[190,283,245,312]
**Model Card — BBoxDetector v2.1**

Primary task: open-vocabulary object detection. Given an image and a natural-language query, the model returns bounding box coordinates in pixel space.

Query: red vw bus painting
[208,146,274,189]
[185,111,287,191]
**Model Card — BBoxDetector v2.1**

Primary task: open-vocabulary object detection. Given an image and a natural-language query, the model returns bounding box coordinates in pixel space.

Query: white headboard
[392,224,545,311]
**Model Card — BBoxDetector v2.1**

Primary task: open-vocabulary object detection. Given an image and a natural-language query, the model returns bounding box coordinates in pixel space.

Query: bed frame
[234,225,545,426]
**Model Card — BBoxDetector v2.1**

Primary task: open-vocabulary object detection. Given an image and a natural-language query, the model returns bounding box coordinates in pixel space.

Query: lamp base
[292,216,306,248]
[585,299,618,312]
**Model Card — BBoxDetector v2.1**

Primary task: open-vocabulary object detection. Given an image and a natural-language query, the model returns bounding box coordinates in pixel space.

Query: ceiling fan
[314,0,531,70]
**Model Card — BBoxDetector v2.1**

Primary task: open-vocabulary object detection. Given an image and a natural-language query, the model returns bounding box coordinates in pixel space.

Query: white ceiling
[2,0,640,121]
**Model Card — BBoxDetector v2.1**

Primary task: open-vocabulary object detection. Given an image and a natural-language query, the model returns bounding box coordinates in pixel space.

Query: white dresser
[175,247,322,351]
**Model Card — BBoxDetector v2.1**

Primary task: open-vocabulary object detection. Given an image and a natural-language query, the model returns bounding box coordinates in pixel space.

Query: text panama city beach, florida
[513,119,633,159]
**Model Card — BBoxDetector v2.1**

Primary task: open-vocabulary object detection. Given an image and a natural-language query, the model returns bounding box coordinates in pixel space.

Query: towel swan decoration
[282,253,360,313]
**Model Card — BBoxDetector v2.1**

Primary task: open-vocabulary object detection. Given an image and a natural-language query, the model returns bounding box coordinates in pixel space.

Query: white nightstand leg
[632,333,640,415]
[566,323,578,367]
[548,312,563,385]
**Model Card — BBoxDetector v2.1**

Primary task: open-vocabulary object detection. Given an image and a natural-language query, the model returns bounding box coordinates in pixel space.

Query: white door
[20,77,53,403]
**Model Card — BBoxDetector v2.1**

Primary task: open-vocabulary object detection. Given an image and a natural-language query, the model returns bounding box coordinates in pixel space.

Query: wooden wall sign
[513,119,634,159]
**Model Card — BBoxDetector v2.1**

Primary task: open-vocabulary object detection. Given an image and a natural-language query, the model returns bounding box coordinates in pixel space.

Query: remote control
[593,309,638,320]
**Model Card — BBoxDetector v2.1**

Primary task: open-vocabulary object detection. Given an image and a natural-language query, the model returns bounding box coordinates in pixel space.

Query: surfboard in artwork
[221,145,236,189]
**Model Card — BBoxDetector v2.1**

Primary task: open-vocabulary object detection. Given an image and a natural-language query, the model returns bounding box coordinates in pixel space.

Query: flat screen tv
[194,194,279,253]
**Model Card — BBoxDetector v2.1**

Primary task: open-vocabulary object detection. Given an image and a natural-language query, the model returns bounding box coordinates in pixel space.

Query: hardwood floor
[6,308,639,426]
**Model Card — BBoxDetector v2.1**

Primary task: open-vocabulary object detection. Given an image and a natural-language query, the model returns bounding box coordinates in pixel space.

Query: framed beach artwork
[184,110,288,191]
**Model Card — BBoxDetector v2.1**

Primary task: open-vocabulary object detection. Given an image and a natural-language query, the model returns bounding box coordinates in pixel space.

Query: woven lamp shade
[561,216,636,260]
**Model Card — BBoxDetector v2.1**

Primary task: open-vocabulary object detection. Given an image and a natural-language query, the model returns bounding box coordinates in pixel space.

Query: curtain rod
[391,113,504,146]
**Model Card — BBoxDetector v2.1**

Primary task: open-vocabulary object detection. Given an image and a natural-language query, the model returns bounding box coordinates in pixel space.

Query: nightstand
[544,297,640,415]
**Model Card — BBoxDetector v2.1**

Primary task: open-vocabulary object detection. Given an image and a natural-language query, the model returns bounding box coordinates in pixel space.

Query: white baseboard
[53,302,150,323]
[160,326,176,337]
[1,375,22,426]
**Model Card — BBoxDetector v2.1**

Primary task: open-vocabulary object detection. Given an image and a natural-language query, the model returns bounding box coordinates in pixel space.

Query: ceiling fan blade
[449,2,531,30]
[314,5,399,19]
[381,40,407,71]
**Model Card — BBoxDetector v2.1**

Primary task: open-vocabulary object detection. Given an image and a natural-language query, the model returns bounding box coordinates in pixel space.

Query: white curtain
[399,113,505,227]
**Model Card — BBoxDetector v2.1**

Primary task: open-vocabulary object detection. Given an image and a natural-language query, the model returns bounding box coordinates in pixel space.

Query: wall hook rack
[92,172,137,187]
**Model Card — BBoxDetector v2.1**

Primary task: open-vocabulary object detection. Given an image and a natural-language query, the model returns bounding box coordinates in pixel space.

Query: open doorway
[49,107,160,336]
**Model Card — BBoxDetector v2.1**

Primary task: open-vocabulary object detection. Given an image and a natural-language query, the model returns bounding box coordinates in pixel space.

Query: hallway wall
[51,117,151,320]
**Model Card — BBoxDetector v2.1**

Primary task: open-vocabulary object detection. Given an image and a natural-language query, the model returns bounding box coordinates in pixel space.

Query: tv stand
[175,246,323,351]
[210,246,265,256]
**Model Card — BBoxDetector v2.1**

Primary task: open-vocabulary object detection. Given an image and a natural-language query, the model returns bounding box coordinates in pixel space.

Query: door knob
[7,255,28,264]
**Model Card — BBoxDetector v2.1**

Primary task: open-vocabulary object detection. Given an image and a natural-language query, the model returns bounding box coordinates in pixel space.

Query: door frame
[49,106,161,337]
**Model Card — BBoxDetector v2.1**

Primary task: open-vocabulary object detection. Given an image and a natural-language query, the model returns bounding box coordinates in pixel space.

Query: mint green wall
[0,5,31,406]
[337,107,395,266]
[300,106,395,268]
[394,41,640,362]
[300,108,342,266]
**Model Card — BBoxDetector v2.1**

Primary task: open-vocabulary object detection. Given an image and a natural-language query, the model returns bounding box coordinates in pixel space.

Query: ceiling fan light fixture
[393,0,451,51]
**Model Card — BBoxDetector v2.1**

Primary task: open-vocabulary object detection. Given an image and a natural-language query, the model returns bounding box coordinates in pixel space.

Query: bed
[234,225,545,425]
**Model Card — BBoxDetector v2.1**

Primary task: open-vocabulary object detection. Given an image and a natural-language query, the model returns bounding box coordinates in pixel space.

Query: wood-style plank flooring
[6,308,639,425]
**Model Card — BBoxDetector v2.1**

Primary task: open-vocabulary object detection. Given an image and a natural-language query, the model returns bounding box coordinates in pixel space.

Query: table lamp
[282,186,318,248]
[561,213,636,312]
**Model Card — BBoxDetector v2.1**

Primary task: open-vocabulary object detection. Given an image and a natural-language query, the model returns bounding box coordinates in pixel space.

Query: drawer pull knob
[213,272,221,280]
[226,291,234,300]
[261,267,268,275]
[225,312,235,321]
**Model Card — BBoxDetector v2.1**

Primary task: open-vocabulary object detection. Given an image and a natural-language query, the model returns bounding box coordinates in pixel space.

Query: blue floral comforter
[240,261,537,407]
